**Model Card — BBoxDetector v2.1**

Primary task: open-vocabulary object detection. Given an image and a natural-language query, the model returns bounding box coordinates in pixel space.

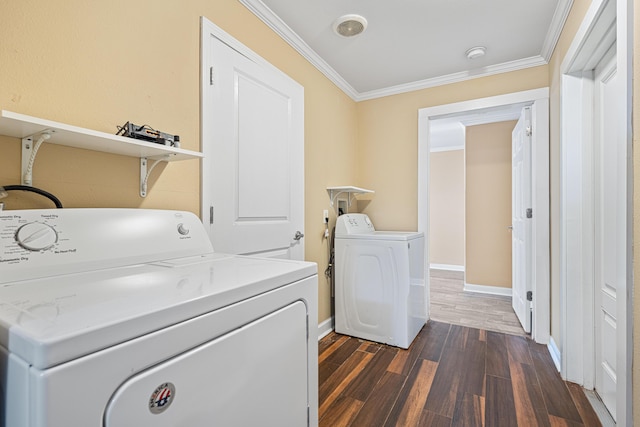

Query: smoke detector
[333,14,368,38]
[466,46,486,60]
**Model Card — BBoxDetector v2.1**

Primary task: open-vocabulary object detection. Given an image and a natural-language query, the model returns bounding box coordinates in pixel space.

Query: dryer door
[104,301,309,427]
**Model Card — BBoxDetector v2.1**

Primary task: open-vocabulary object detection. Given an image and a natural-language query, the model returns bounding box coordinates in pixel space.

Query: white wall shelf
[0,110,203,197]
[326,186,374,209]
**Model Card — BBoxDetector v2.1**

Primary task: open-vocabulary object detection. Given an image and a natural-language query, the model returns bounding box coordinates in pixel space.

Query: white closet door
[201,23,304,259]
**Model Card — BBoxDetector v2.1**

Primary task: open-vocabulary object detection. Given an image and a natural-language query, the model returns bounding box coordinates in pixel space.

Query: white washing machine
[334,214,426,349]
[0,208,318,427]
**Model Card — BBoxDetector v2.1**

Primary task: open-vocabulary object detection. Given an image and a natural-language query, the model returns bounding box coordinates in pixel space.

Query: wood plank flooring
[318,321,602,427]
[429,269,526,337]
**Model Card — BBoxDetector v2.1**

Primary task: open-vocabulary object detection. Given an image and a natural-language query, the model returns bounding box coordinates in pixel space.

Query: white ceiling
[240,0,571,101]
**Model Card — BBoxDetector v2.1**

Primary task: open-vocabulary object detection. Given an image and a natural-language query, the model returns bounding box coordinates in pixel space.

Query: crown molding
[540,0,574,61]
[239,0,359,100]
[240,0,558,102]
[356,56,548,101]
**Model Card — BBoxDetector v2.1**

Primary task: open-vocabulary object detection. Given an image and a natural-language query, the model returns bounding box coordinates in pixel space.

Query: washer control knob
[15,222,58,251]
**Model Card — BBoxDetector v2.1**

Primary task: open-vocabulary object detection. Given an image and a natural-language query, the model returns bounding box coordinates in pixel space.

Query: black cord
[1,185,63,208]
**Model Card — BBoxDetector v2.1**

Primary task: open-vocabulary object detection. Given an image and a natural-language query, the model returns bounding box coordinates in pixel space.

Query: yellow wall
[465,121,515,288]
[0,0,359,324]
[356,66,549,231]
[429,149,465,267]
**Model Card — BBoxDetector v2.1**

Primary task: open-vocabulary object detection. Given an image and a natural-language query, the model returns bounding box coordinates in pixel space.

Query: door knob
[294,231,304,241]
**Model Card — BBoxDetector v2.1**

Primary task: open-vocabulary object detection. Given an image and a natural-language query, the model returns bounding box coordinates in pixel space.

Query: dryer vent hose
[0,185,63,208]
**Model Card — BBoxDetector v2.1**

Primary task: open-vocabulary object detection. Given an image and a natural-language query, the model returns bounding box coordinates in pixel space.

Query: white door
[511,107,532,333]
[594,47,620,421]
[201,21,304,259]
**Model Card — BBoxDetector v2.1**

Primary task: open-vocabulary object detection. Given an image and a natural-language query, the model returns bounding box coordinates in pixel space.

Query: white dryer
[0,208,318,427]
[334,214,426,349]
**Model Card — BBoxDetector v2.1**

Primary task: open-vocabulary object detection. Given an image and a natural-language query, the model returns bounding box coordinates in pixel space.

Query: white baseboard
[430,263,465,272]
[318,317,333,340]
[463,282,512,297]
[548,336,561,372]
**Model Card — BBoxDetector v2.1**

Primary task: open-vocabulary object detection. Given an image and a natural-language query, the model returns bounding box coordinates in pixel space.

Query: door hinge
[209,66,214,86]
[209,206,214,224]
[526,291,533,301]
[526,125,532,137]
[526,208,533,219]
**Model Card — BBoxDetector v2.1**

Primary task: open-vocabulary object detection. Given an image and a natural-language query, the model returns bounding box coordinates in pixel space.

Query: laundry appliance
[334,213,425,349]
[0,208,318,427]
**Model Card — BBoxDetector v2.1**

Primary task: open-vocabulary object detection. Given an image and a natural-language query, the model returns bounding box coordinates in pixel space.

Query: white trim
[357,57,547,102]
[418,112,432,321]
[418,88,549,119]
[584,390,617,427]
[238,0,359,100]
[560,70,595,386]
[460,111,523,127]
[239,0,571,102]
[559,0,633,424]
[418,88,550,346]
[429,263,464,272]
[463,283,512,297]
[430,145,465,153]
[541,0,575,60]
[317,317,333,340]
[548,336,562,372]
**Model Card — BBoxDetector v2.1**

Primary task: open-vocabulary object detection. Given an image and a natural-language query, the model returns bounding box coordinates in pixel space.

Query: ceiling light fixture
[333,14,368,38]
[465,46,486,60]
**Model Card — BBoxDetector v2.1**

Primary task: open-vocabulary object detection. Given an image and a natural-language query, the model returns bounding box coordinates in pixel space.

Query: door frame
[559,0,632,423]
[418,88,550,344]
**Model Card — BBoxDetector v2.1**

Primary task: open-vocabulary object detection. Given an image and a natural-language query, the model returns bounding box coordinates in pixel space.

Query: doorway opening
[418,88,550,345]
[428,109,527,336]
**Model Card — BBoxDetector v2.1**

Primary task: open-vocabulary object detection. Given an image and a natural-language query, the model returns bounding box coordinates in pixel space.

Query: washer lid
[336,231,424,241]
[0,253,316,369]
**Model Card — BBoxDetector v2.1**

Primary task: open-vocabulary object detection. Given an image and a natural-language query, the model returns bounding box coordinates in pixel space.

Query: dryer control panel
[0,208,214,284]
[335,214,375,235]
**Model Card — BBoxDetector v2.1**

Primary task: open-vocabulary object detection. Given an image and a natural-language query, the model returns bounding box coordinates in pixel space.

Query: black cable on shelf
[1,185,63,208]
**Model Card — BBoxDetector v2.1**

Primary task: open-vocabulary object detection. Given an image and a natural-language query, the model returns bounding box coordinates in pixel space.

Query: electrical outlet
[323,209,329,223]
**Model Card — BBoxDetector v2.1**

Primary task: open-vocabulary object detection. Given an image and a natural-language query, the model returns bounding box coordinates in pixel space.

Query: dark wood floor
[318,321,602,426]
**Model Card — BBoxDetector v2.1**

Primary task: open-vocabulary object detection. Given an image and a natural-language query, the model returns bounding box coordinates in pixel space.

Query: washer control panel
[0,209,213,284]
[335,214,375,235]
